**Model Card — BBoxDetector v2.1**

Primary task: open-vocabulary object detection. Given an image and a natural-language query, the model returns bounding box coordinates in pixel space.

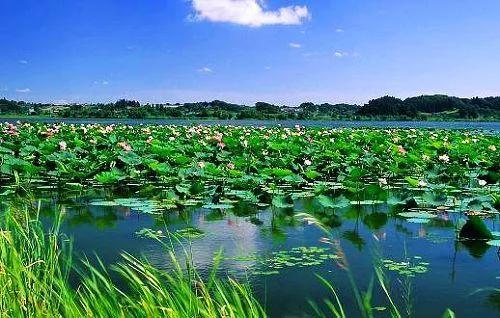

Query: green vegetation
[0,122,498,317]
[381,257,429,277]
[1,94,500,120]
[226,246,341,276]
[0,208,265,318]
[1,123,498,193]
[0,203,463,318]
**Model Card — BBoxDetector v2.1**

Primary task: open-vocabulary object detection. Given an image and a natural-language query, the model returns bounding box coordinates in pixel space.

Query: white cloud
[198,66,213,73]
[190,0,310,27]
[16,88,31,93]
[334,51,360,58]
[289,42,302,48]
[264,66,271,70]
[19,60,28,65]
[335,28,344,33]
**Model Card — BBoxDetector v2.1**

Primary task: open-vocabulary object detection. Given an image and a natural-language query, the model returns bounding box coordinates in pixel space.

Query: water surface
[14,191,499,318]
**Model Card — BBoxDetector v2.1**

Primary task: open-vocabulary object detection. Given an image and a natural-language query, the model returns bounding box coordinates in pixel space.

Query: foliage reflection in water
[1,181,498,317]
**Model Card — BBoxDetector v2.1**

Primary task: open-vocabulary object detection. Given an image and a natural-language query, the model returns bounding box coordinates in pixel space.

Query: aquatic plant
[381,257,429,277]
[227,246,340,276]
[0,124,497,199]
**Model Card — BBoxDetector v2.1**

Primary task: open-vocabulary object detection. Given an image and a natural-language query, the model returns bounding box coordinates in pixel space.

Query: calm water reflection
[26,196,500,318]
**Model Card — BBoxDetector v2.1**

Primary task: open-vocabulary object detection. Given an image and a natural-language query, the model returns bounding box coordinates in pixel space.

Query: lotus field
[1,122,500,317]
[1,122,498,190]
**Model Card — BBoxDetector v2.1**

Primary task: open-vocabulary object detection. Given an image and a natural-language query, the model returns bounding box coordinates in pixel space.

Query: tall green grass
[0,207,265,318]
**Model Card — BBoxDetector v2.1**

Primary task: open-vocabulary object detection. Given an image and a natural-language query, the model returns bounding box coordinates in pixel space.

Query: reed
[0,207,265,318]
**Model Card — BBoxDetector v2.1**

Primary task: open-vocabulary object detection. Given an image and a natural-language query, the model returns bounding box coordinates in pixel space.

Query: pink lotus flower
[198,161,206,169]
[397,146,407,154]
[118,142,132,151]
[226,163,235,170]
[304,159,312,166]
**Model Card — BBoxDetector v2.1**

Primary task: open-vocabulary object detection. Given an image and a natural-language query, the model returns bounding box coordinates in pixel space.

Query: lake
[6,187,497,318]
[2,117,500,131]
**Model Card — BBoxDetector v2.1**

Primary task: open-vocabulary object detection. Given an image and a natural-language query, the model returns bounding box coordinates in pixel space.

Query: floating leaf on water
[271,196,294,209]
[175,227,205,239]
[291,191,314,199]
[486,240,500,247]
[230,246,338,275]
[398,212,437,219]
[89,201,118,206]
[350,200,385,205]
[317,195,350,209]
[136,228,166,239]
[382,257,430,276]
[407,218,431,224]
[202,203,234,210]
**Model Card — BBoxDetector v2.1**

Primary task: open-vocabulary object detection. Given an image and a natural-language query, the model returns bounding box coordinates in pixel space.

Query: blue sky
[1,0,499,105]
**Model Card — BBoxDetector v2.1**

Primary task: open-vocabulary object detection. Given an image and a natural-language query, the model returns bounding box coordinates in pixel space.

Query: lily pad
[398,212,437,219]
[89,201,119,206]
[486,240,500,247]
[202,203,234,209]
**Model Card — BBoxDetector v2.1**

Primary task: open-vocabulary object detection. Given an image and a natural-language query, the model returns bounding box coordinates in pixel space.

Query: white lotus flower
[418,180,427,187]
[378,178,388,185]
[438,154,450,163]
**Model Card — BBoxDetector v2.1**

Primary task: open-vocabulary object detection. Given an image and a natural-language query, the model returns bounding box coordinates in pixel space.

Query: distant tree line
[1,95,499,120]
